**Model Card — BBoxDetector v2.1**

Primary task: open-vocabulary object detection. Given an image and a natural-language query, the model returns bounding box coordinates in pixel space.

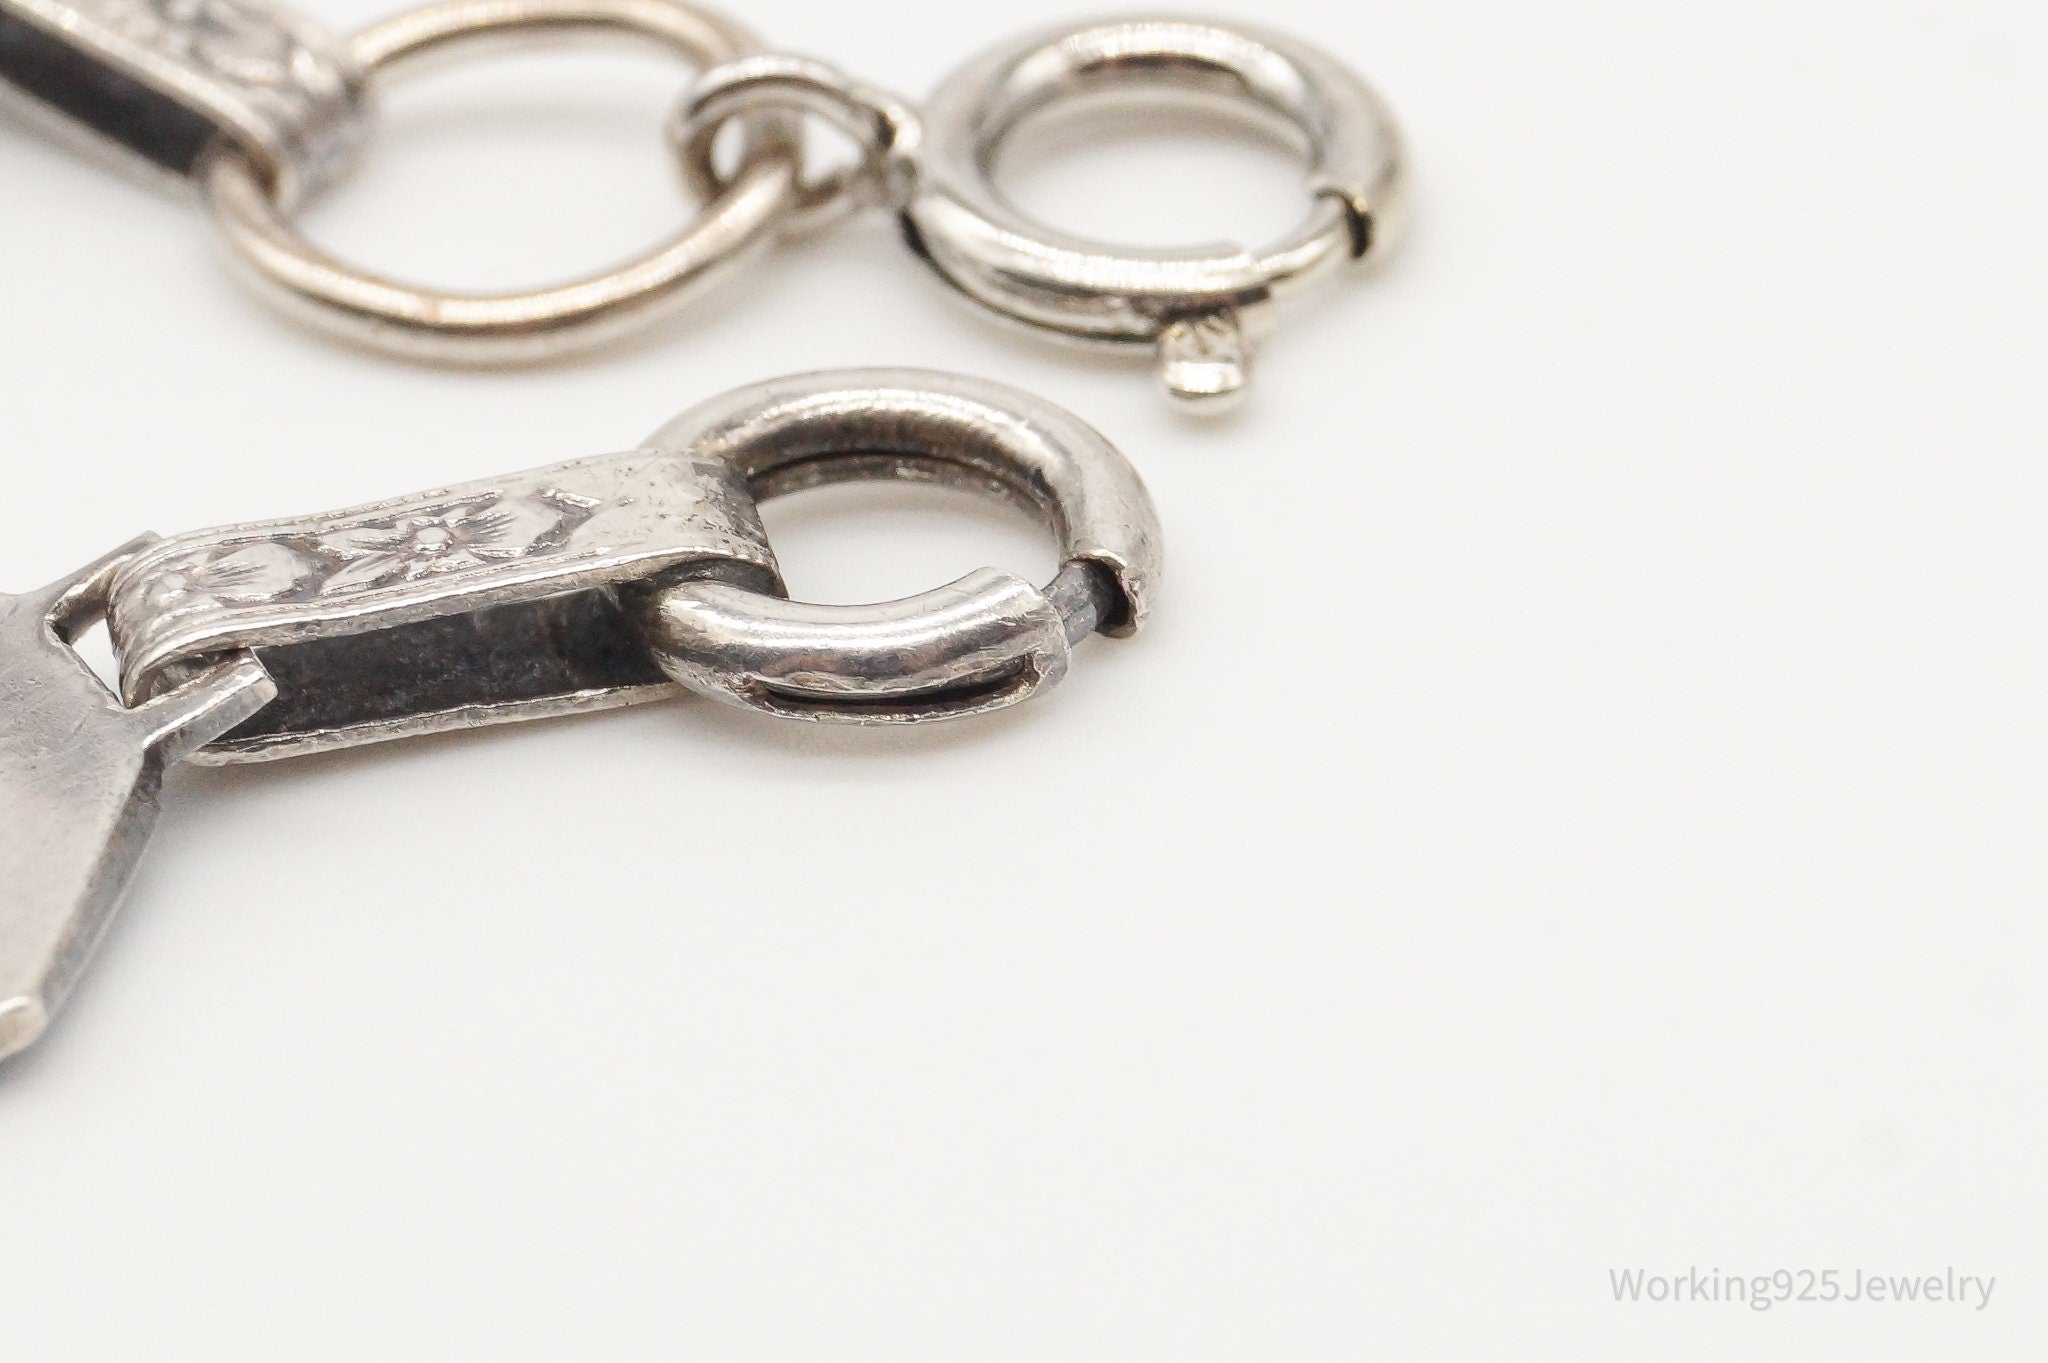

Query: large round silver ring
[200,0,802,364]
[636,369,1161,724]
[905,19,1409,407]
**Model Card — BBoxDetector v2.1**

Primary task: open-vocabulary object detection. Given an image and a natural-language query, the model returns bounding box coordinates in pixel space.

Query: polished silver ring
[200,0,803,364]
[636,368,1161,723]
[904,18,1409,406]
[669,53,924,236]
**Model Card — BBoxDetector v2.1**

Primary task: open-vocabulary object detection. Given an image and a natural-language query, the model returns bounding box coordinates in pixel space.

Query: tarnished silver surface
[110,447,779,761]
[1,369,1159,1062]
[636,368,1161,722]
[0,0,367,206]
[906,18,1408,406]
[200,0,803,363]
[0,542,273,1063]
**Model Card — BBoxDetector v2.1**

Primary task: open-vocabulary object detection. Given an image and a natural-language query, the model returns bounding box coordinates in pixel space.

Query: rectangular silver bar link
[0,0,366,204]
[107,450,782,763]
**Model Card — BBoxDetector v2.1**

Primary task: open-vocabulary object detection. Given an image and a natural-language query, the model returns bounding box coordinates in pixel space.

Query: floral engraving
[108,452,781,711]
[313,490,602,595]
[96,0,302,87]
[123,488,605,619]
[136,540,320,615]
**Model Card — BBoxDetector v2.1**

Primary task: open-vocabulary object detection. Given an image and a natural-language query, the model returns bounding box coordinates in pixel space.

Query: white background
[3,0,2045,1357]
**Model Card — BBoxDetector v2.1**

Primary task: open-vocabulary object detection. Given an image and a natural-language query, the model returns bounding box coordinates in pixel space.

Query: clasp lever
[0,540,273,1063]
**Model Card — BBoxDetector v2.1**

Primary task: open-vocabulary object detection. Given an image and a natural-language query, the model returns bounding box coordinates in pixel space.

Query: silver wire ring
[199,0,804,364]
[904,18,1409,406]
[670,53,923,236]
[634,368,1162,724]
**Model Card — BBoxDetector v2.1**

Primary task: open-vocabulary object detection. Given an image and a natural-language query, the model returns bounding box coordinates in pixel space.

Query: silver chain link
[2,0,1408,403]
[0,368,1162,1061]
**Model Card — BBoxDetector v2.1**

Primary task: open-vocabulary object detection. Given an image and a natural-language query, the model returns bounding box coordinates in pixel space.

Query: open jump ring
[200,0,803,364]
[636,368,1162,724]
[670,53,924,236]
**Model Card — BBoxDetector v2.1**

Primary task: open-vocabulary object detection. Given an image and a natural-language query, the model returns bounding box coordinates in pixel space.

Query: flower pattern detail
[101,0,299,86]
[137,540,319,614]
[312,491,601,595]
[106,451,781,729]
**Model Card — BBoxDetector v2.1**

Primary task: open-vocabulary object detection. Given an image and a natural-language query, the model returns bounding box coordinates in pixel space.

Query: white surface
[3,0,2045,1358]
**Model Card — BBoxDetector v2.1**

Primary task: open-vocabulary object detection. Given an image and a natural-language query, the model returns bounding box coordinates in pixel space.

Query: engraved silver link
[109,445,780,762]
[668,52,922,236]
[0,0,369,206]
[1,369,1159,1062]
[96,367,1159,752]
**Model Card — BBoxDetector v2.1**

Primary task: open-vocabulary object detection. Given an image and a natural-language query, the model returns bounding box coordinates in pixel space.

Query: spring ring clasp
[671,17,1409,407]
[4,1,1406,398]
[903,19,1409,407]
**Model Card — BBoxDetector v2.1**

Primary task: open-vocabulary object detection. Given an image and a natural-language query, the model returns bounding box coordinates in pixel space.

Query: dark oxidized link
[109,446,780,762]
